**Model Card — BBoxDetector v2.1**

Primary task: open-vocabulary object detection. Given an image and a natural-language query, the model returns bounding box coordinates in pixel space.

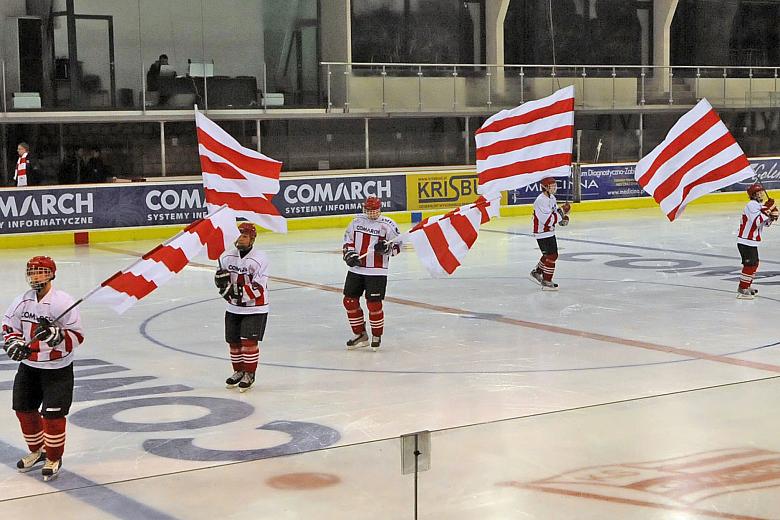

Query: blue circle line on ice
[140,280,780,375]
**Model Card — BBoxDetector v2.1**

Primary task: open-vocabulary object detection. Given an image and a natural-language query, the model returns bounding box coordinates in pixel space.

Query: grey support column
[160,121,166,177]
[652,0,679,94]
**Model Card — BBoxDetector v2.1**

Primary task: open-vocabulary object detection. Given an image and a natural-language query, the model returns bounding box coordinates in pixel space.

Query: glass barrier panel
[139,0,204,111]
[202,1,264,110]
[421,378,780,518]
[368,117,466,169]
[259,118,366,172]
[0,436,413,518]
[3,122,160,185]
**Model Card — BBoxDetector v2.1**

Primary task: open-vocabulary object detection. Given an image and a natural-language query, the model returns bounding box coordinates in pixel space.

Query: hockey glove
[33,317,63,346]
[215,269,231,297]
[4,337,31,361]
[561,202,572,214]
[230,283,244,301]
[374,238,391,255]
[343,250,361,267]
[559,215,570,227]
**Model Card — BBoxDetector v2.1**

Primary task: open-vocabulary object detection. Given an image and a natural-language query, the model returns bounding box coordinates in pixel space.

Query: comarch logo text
[146,189,205,210]
[0,193,93,217]
[284,180,391,204]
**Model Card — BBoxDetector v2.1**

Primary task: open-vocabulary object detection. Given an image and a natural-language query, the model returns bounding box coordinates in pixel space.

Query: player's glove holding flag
[33,317,63,346]
[557,202,572,226]
[343,248,361,267]
[3,335,31,361]
[374,238,392,255]
[215,269,232,297]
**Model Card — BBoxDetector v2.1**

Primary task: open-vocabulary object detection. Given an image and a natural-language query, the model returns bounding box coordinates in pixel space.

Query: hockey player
[214,223,269,391]
[342,196,401,351]
[737,183,778,299]
[530,177,571,291]
[2,256,84,481]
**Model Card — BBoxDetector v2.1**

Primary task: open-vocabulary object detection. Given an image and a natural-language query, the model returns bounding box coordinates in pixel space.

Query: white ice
[1,201,779,519]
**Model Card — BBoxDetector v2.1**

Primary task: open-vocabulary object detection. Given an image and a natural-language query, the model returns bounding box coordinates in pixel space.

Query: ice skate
[371,336,381,352]
[346,332,369,350]
[749,287,758,295]
[238,372,255,393]
[541,280,559,291]
[737,288,754,300]
[529,269,543,285]
[41,458,61,481]
[16,450,45,473]
[225,371,244,388]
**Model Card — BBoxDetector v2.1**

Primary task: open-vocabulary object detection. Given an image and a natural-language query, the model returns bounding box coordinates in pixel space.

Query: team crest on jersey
[500,447,780,516]
[226,265,250,274]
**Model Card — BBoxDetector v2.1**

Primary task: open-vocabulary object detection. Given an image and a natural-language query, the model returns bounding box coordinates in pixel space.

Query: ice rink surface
[1,201,780,519]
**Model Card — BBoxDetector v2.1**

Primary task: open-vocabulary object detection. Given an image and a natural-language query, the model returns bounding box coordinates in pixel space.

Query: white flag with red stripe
[196,110,287,233]
[407,195,500,277]
[635,98,754,221]
[476,86,574,195]
[86,209,239,314]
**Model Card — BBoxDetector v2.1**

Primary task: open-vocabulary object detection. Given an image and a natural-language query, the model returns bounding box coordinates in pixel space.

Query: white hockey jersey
[343,214,402,276]
[737,199,773,246]
[219,246,270,315]
[532,192,563,239]
[2,288,84,369]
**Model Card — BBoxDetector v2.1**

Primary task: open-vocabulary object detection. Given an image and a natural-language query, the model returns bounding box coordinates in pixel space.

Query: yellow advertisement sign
[406,171,506,210]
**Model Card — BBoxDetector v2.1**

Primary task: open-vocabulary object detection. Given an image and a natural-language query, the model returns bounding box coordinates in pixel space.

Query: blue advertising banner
[0,183,209,235]
[0,174,408,235]
[506,157,780,205]
[276,174,406,217]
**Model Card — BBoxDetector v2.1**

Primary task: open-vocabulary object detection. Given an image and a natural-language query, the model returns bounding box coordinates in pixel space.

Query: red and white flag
[407,195,500,277]
[86,209,239,314]
[196,110,287,233]
[635,98,754,221]
[476,86,574,195]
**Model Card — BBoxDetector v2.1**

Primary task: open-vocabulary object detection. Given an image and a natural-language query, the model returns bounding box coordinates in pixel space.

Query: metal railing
[322,62,780,113]
[1,59,778,116]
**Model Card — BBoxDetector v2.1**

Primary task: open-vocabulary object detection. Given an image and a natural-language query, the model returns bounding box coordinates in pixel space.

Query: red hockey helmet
[540,177,557,188]
[363,196,382,219]
[364,196,381,211]
[237,222,257,239]
[26,256,56,290]
[746,183,764,199]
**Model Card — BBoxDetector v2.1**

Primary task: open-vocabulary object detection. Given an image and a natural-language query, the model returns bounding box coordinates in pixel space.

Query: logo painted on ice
[500,447,780,515]
[558,251,780,284]
[0,357,340,462]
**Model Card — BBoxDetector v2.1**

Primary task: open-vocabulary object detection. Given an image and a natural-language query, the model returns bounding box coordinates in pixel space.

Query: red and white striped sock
[343,297,366,335]
[42,417,66,462]
[229,342,243,372]
[241,339,259,374]
[15,411,44,452]
[366,300,384,337]
[541,254,557,282]
[739,264,758,290]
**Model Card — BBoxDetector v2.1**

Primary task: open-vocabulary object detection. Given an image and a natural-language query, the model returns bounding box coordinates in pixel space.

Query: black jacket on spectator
[58,153,86,185]
[84,156,108,183]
